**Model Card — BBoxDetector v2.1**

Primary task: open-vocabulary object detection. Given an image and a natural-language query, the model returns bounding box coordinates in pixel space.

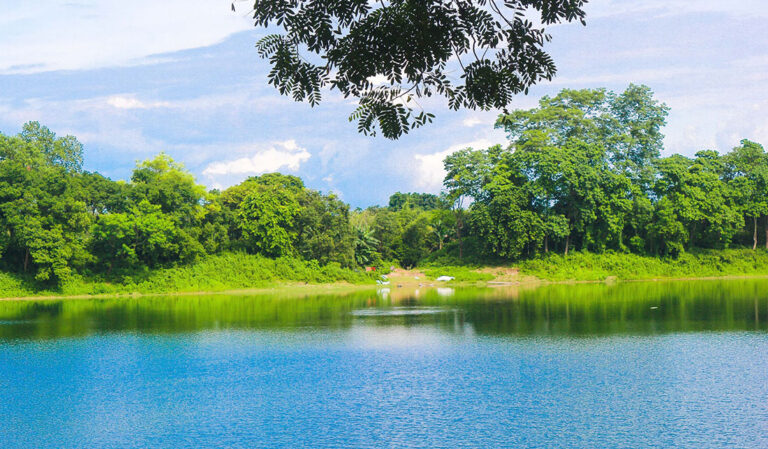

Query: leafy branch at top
[238,0,587,138]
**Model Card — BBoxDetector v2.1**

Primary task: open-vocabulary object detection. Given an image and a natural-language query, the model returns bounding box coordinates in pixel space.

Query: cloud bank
[202,140,311,188]
[0,1,250,74]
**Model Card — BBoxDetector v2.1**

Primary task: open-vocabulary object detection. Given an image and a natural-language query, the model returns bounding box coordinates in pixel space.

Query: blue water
[1,284,767,448]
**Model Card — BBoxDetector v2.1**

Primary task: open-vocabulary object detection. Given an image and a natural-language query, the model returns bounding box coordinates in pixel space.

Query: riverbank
[0,253,375,300]
[2,248,768,301]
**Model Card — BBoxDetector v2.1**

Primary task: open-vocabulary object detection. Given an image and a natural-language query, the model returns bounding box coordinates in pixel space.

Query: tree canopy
[243,0,588,138]
[437,86,768,260]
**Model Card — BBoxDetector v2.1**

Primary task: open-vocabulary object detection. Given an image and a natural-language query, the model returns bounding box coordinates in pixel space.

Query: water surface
[1,280,767,448]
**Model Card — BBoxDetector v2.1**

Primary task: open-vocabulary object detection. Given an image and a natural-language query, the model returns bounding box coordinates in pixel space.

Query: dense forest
[1,85,767,288]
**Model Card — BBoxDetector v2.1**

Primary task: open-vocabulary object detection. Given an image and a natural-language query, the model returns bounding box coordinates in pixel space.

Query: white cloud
[107,96,172,110]
[412,138,499,192]
[0,1,250,74]
[462,116,486,127]
[202,140,311,186]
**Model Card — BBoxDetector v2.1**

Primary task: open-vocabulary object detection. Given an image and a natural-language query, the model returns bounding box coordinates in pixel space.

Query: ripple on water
[350,307,453,317]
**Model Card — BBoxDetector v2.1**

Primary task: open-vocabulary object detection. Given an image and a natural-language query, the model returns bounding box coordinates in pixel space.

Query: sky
[1,0,767,207]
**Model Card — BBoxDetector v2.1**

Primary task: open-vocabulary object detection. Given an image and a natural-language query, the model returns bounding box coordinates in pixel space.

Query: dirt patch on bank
[384,268,429,286]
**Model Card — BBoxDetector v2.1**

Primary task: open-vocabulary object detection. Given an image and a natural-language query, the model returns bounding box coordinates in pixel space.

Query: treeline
[0,123,369,286]
[441,85,768,260]
[2,84,767,287]
[351,85,768,266]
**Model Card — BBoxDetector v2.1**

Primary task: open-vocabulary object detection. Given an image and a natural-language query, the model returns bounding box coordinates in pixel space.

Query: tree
[371,208,402,261]
[19,121,84,172]
[428,209,456,251]
[295,190,356,266]
[608,84,669,186]
[653,151,741,251]
[237,187,301,257]
[353,225,381,266]
[399,213,431,267]
[244,0,587,138]
[77,172,131,216]
[388,192,444,211]
[494,86,664,254]
[470,176,545,259]
[723,139,768,250]
[91,200,203,271]
[443,144,507,258]
[130,153,208,225]
[0,125,91,284]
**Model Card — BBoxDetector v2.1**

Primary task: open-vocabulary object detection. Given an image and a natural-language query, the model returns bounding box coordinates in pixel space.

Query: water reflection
[0,279,766,340]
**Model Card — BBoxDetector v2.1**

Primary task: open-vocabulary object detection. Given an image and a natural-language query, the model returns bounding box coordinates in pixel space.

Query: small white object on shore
[436,276,454,282]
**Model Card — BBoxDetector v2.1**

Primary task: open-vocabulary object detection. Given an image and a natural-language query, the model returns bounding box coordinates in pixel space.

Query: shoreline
[3,272,768,302]
[0,282,379,303]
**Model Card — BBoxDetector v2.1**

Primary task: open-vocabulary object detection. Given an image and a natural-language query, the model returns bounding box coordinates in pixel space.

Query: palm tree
[354,225,380,266]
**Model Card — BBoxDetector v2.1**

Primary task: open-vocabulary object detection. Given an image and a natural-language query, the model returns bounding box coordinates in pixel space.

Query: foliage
[91,200,204,270]
[238,185,301,257]
[245,0,587,138]
[0,252,374,298]
[0,123,91,284]
[353,225,380,266]
[388,192,444,211]
[436,85,767,262]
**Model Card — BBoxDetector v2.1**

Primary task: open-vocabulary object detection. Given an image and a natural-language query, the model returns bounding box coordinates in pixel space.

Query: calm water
[1,281,767,448]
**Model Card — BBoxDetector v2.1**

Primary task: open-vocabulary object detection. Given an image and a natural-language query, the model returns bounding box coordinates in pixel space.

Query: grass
[3,248,768,300]
[420,265,495,282]
[0,253,375,298]
[517,248,768,281]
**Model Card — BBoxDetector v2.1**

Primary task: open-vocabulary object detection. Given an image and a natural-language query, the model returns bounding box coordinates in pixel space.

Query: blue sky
[1,0,767,207]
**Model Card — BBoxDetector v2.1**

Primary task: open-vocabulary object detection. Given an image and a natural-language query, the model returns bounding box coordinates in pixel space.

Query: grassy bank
[3,249,768,300]
[516,249,768,282]
[0,253,375,298]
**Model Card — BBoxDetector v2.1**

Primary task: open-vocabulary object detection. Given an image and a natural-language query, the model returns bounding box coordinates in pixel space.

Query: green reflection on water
[0,279,766,340]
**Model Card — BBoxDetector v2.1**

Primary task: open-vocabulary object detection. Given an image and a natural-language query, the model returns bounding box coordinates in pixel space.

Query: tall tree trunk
[765,215,768,250]
[544,235,549,253]
[564,234,570,256]
[754,216,758,250]
[23,248,29,272]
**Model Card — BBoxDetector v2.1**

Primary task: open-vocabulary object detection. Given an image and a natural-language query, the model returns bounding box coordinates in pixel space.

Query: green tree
[295,190,356,266]
[388,192,444,211]
[653,151,741,251]
[20,121,84,172]
[399,213,431,267]
[237,186,301,257]
[130,153,207,225]
[0,125,91,284]
[470,176,545,259]
[723,139,768,249]
[353,225,381,266]
[608,84,670,186]
[91,200,203,271]
[371,208,402,261]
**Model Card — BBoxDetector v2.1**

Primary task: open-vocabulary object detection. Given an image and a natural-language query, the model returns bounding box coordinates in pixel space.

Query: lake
[1,280,767,448]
